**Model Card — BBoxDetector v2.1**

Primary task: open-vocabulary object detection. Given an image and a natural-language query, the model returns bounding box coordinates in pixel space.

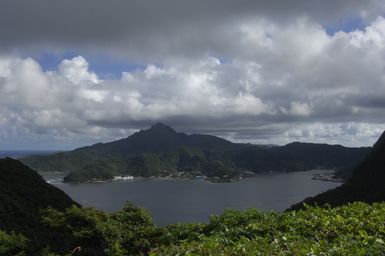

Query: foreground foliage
[154,202,385,256]
[41,203,158,255]
[0,230,27,256]
[2,202,384,255]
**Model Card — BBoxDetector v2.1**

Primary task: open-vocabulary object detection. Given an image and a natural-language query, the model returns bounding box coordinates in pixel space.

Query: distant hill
[290,130,385,209]
[22,123,371,183]
[0,158,78,251]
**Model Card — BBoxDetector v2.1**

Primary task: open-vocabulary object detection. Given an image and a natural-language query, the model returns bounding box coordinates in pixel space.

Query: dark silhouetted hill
[291,131,385,209]
[0,158,78,250]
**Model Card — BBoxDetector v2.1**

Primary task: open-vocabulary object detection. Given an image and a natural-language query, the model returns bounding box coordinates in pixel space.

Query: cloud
[58,56,99,85]
[289,102,312,116]
[0,2,385,149]
[1,1,385,61]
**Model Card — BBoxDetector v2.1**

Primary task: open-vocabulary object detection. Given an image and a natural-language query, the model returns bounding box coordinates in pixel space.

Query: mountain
[100,122,238,154]
[0,158,78,252]
[291,130,385,209]
[232,142,369,173]
[21,123,371,183]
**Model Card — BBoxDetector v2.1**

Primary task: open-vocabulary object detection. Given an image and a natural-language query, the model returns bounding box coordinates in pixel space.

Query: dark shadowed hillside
[291,131,385,209]
[0,158,78,251]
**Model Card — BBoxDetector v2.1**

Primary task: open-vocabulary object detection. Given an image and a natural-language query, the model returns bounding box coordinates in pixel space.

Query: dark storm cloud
[1,0,384,60]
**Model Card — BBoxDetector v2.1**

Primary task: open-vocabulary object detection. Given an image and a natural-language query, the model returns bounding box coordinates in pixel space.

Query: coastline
[312,171,344,183]
[42,169,345,185]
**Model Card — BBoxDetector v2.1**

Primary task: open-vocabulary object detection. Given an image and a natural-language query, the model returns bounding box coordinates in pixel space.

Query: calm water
[43,170,340,225]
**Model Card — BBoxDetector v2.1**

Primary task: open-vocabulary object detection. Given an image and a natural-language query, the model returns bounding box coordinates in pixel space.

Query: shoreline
[312,172,344,183]
[42,169,343,185]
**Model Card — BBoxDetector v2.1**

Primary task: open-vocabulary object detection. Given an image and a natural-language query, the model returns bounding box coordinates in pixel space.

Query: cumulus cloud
[58,56,99,85]
[0,1,385,149]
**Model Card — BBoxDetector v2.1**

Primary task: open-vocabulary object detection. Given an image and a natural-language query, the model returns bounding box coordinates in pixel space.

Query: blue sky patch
[324,15,366,35]
[36,51,146,79]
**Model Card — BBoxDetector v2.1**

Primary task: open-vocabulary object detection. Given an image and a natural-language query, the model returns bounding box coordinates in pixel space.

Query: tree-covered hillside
[22,123,371,183]
[0,158,78,253]
[291,130,385,209]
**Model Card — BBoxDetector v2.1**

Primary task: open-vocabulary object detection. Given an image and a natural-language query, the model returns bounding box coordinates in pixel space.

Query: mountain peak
[148,122,176,133]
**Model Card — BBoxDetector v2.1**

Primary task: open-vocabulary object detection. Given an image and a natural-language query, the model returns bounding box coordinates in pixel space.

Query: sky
[1,0,385,150]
